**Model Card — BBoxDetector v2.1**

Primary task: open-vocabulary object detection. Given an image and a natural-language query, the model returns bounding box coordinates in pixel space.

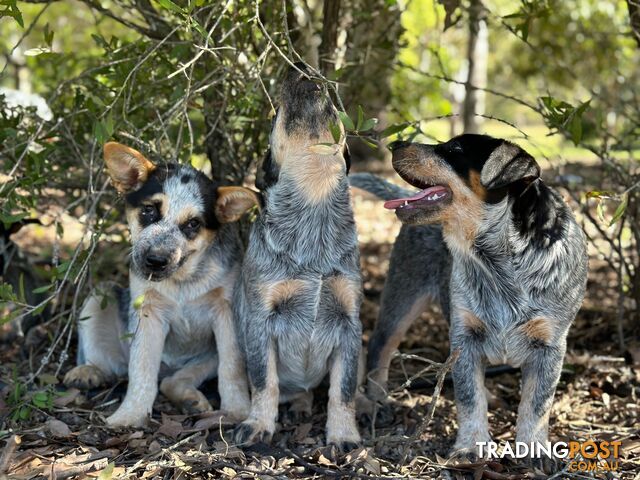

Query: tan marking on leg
[326,352,360,447]
[327,276,360,317]
[520,317,553,344]
[460,308,485,336]
[367,295,429,401]
[160,356,217,415]
[260,279,306,310]
[205,286,250,420]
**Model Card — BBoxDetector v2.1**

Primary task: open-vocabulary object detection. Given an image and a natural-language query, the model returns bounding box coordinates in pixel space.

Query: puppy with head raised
[233,63,362,450]
[64,143,257,427]
[351,134,587,468]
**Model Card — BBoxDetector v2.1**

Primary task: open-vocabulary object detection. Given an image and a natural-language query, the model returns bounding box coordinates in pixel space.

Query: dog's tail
[349,172,416,201]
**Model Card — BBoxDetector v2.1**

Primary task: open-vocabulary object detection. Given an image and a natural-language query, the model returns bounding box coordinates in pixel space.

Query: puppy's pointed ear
[215,186,260,223]
[103,142,156,193]
[255,148,279,191]
[343,142,351,175]
[480,142,540,190]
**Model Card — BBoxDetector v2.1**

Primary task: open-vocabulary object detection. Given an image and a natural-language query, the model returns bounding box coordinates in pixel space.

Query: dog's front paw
[326,423,361,452]
[63,365,107,390]
[233,418,275,445]
[106,408,148,428]
[450,432,492,463]
[180,388,213,415]
[527,456,561,475]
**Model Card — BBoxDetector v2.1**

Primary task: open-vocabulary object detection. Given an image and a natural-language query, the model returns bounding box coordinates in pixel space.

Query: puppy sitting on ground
[351,134,587,467]
[64,143,257,427]
[233,63,362,450]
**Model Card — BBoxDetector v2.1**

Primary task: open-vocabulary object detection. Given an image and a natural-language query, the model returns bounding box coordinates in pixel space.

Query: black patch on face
[124,163,220,232]
[433,134,507,204]
[139,202,161,227]
[192,169,221,231]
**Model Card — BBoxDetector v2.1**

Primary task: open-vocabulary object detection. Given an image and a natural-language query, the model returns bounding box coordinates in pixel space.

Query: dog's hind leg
[367,292,431,402]
[160,353,217,415]
[64,284,129,390]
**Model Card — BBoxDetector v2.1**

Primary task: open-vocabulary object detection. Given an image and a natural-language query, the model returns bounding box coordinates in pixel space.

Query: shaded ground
[1,169,640,479]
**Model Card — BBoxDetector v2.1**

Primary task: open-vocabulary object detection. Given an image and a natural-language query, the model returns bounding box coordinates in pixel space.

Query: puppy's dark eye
[181,218,202,238]
[186,218,201,230]
[140,204,159,220]
[449,141,463,154]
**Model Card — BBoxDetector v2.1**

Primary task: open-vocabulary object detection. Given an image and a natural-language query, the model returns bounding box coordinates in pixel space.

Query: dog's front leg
[233,336,279,445]
[326,341,362,451]
[211,290,250,420]
[450,328,490,459]
[106,294,169,428]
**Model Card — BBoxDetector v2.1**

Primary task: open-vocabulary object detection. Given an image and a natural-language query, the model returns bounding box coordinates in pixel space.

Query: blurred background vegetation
[0,0,639,389]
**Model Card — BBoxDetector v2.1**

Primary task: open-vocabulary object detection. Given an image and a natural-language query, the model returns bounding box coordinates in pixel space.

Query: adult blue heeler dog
[351,134,588,470]
[233,63,362,450]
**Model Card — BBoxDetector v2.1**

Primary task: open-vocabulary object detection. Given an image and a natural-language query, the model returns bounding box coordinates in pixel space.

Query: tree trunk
[319,0,341,75]
[627,0,640,47]
[341,0,403,161]
[462,0,488,134]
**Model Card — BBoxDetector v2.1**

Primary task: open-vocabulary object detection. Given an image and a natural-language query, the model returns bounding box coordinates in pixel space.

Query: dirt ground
[1,168,639,479]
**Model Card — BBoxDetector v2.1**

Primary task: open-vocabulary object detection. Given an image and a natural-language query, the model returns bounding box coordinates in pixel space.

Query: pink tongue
[383,186,447,210]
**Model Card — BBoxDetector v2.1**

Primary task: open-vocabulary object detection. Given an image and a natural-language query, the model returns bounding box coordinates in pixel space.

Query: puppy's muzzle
[144,253,170,273]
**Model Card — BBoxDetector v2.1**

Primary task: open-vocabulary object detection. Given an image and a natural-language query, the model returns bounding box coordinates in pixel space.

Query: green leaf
[338,111,355,131]
[329,122,342,144]
[359,118,378,133]
[32,284,53,294]
[380,122,411,138]
[43,23,54,47]
[133,294,145,310]
[356,105,364,131]
[156,0,184,13]
[610,194,628,226]
[98,462,115,480]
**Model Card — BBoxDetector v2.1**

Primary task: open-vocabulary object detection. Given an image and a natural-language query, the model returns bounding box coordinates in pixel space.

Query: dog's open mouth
[384,185,451,211]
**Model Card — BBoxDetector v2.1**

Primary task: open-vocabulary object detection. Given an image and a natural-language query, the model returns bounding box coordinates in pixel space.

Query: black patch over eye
[181,218,202,239]
[139,203,160,226]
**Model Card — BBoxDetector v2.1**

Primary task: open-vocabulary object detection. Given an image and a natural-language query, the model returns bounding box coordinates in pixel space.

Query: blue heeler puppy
[351,134,587,470]
[64,142,258,427]
[233,63,363,450]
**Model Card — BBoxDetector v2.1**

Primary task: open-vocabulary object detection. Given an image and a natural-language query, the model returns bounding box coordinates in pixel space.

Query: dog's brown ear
[103,142,156,193]
[215,186,260,223]
[480,142,540,190]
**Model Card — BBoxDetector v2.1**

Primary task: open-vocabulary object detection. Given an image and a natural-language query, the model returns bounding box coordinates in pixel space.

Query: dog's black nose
[145,254,169,271]
[389,140,411,152]
[388,140,411,151]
